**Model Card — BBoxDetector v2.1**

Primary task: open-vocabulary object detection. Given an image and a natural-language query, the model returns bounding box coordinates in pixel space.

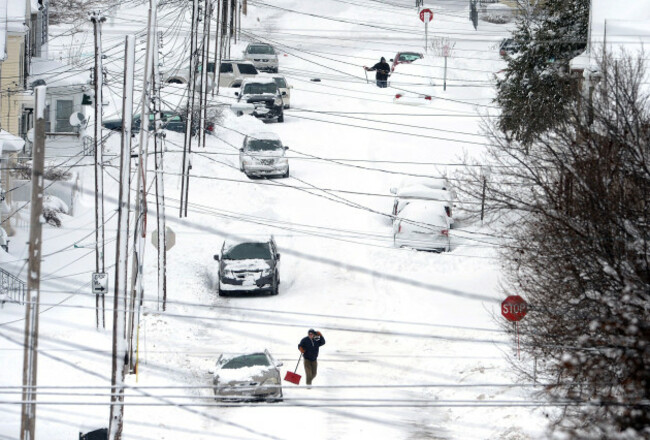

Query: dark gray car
[214,237,281,296]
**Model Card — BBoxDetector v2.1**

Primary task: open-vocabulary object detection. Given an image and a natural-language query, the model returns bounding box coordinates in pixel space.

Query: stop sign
[501,295,528,321]
[419,8,433,22]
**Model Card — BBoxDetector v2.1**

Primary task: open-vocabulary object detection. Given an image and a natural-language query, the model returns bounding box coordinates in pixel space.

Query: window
[219,63,233,73]
[273,77,287,88]
[237,63,258,75]
[55,100,74,132]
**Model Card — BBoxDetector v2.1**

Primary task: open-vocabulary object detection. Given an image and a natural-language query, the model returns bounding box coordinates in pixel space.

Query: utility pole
[127,0,156,377]
[108,34,135,440]
[90,11,106,329]
[20,85,46,440]
[199,0,212,149]
[212,0,221,97]
[152,31,168,310]
[180,0,200,218]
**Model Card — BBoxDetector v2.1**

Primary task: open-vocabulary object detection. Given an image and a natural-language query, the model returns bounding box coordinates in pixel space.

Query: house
[570,0,650,83]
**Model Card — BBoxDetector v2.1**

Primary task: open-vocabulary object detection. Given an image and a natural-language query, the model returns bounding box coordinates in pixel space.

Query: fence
[0,266,26,304]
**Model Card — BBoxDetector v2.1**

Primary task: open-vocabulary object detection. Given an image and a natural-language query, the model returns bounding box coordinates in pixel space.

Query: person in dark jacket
[364,57,391,88]
[298,329,326,385]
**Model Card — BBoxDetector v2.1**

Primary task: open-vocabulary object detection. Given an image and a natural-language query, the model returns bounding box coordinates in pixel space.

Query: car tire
[271,277,279,295]
[282,168,289,178]
[217,283,226,297]
[277,112,284,123]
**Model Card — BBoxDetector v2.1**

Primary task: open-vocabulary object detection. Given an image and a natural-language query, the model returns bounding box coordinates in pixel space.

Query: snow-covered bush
[42,195,69,227]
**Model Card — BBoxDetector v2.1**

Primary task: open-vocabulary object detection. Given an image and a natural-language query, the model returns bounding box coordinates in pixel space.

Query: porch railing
[0,266,26,305]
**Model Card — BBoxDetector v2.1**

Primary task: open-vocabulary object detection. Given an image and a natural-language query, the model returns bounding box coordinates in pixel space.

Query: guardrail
[0,266,26,305]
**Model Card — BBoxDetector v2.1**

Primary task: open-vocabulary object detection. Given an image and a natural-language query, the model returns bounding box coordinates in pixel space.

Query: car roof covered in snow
[223,236,273,249]
[247,131,281,141]
[395,185,452,201]
[241,77,277,86]
[397,201,449,225]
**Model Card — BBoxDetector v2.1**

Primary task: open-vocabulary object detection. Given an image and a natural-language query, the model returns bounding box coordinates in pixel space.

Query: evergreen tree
[495,0,589,145]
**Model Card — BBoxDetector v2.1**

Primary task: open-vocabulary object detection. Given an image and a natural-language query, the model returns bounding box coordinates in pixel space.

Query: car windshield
[238,63,258,74]
[242,83,277,95]
[223,242,272,260]
[398,53,421,62]
[273,77,287,88]
[222,353,270,369]
[246,139,282,151]
[247,45,274,55]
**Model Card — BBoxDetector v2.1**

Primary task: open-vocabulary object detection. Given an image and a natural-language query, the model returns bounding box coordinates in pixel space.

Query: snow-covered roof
[29,57,91,89]
[248,131,281,141]
[0,129,25,152]
[396,185,452,201]
[6,0,27,33]
[241,77,277,86]
[398,201,448,225]
[572,0,650,71]
[0,0,6,61]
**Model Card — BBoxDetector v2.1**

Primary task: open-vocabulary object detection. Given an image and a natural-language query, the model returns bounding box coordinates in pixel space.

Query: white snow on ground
[1,1,552,439]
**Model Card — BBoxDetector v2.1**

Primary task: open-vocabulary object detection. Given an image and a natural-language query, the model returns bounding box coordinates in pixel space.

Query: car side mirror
[276,361,283,367]
[282,91,287,96]
[213,255,220,261]
[390,59,394,62]
[239,147,244,152]
[284,146,288,150]
[234,91,239,96]
[389,187,397,195]
[276,253,281,260]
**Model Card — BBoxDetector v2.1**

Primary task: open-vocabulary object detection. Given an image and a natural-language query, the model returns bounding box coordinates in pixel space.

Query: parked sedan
[102,111,213,135]
[213,350,283,402]
[214,236,281,296]
[393,201,451,252]
[239,132,289,178]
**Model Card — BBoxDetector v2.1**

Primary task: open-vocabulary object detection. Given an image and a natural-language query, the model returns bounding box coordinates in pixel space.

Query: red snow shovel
[284,354,302,385]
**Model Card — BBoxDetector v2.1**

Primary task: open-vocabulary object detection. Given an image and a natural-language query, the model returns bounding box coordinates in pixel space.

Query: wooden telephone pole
[90,11,107,329]
[20,85,46,440]
[108,34,135,440]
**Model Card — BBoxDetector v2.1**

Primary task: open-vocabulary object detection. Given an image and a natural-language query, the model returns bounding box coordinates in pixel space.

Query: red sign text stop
[419,8,433,22]
[501,295,528,321]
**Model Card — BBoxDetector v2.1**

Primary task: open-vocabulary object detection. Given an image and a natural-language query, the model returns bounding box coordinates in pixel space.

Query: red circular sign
[501,295,528,322]
[419,8,433,22]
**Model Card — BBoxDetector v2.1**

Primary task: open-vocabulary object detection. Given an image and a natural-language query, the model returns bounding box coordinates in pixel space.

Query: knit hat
[308,329,316,334]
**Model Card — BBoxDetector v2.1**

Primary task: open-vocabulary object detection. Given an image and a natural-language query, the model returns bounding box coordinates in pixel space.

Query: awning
[0,129,26,153]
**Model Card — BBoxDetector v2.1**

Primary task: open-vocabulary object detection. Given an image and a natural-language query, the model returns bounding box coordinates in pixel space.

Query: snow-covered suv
[239,132,289,178]
[243,43,279,73]
[218,60,259,88]
[235,78,285,122]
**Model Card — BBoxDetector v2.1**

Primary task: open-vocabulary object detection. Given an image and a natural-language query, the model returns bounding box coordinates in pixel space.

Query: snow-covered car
[243,43,279,73]
[235,78,285,122]
[162,62,216,90]
[214,236,281,296]
[389,57,437,105]
[239,132,289,178]
[270,75,291,108]
[218,60,259,88]
[393,201,451,252]
[499,38,520,57]
[390,184,454,225]
[102,110,212,135]
[390,51,423,72]
[213,350,283,402]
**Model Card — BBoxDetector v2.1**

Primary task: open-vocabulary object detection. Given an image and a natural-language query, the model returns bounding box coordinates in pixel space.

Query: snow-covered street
[1,1,551,439]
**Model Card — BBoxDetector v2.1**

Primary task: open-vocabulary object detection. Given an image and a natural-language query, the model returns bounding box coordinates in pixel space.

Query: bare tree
[459,52,650,438]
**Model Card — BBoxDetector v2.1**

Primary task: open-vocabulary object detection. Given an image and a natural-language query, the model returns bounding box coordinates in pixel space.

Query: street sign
[501,295,528,321]
[151,226,176,251]
[419,8,433,22]
[92,272,108,295]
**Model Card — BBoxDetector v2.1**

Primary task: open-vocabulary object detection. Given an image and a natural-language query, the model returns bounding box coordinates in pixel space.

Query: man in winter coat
[298,329,326,385]
[364,57,391,88]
